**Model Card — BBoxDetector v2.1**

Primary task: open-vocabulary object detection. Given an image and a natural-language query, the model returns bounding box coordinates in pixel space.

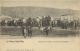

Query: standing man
[27,26,32,37]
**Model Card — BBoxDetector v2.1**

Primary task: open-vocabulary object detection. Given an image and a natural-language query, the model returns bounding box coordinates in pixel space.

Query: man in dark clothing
[27,17,33,27]
[74,20,78,29]
[1,20,5,26]
[27,26,32,37]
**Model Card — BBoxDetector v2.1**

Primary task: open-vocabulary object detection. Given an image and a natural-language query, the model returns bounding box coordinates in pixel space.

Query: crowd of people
[0,16,79,28]
[0,16,79,38]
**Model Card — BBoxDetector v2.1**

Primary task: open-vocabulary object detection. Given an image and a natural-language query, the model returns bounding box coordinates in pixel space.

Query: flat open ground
[0,26,80,39]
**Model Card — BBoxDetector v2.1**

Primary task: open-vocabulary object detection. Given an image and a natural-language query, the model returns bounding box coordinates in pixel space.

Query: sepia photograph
[0,0,80,51]
[0,0,80,39]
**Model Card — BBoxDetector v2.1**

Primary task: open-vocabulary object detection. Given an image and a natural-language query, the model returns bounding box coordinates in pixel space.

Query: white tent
[0,16,12,20]
[0,16,12,23]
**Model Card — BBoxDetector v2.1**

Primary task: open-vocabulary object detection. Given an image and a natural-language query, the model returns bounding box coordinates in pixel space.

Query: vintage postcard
[0,0,80,51]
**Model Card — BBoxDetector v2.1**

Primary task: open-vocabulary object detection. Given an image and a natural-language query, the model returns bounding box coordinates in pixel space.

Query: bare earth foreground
[0,26,80,39]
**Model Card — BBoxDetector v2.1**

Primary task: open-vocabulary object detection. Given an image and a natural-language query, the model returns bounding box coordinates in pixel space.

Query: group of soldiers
[0,16,79,38]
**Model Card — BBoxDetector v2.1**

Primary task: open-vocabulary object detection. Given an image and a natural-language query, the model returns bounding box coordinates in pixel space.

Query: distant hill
[1,6,80,18]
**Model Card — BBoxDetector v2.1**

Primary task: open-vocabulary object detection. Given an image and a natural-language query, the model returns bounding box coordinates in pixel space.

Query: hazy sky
[0,0,80,10]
